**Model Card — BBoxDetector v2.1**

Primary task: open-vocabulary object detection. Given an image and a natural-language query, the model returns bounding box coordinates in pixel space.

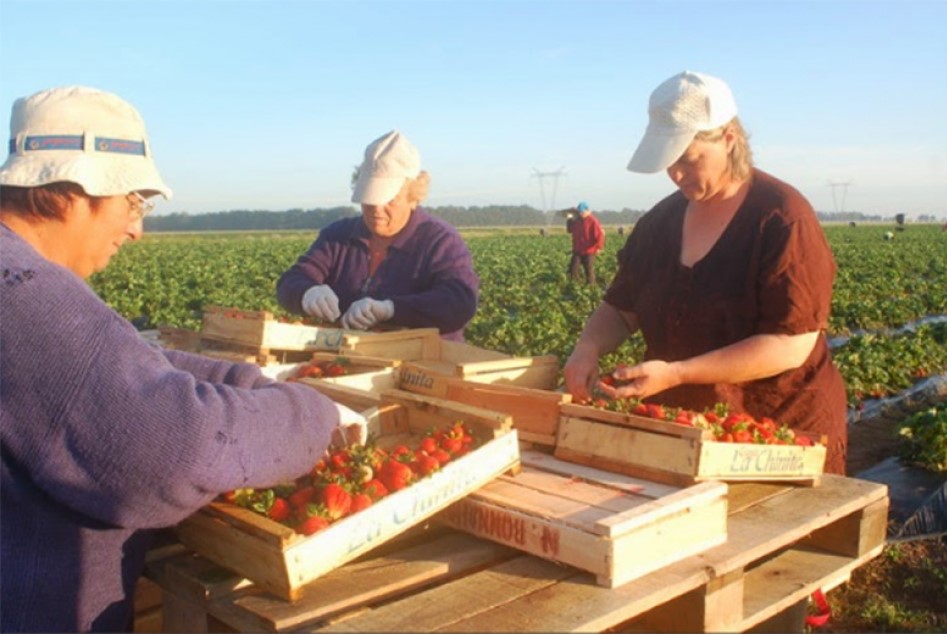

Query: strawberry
[363,478,389,501]
[297,515,330,536]
[289,486,317,509]
[321,483,353,520]
[351,492,373,513]
[324,362,347,377]
[267,498,291,522]
[420,436,438,454]
[379,458,414,492]
[414,453,440,476]
[431,448,452,466]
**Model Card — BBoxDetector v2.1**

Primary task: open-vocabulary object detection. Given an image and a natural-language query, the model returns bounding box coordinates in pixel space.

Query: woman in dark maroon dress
[563,71,847,474]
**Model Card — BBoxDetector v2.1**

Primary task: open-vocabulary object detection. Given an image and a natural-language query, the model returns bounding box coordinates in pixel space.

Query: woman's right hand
[301,285,340,322]
[563,345,601,403]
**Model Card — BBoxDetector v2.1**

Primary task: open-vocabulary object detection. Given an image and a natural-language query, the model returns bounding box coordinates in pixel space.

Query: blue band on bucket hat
[9,134,146,156]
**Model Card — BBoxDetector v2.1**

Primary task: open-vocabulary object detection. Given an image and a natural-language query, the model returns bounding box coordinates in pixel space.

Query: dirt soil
[823,416,947,632]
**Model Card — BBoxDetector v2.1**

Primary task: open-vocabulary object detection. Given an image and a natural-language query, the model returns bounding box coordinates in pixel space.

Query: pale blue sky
[1,0,945,218]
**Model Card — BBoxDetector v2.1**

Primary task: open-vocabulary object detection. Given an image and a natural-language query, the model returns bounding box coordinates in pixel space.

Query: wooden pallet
[437,450,728,587]
[175,391,519,601]
[556,403,827,487]
[145,475,888,632]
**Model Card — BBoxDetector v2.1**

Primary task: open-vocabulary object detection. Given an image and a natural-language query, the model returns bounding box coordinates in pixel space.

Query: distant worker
[277,130,479,341]
[567,200,605,284]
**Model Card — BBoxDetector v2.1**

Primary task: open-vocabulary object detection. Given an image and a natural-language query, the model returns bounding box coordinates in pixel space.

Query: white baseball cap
[351,130,420,205]
[0,86,172,198]
[627,71,738,174]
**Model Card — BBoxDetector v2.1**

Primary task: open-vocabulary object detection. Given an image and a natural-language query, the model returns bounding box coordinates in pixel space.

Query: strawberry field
[92,223,947,410]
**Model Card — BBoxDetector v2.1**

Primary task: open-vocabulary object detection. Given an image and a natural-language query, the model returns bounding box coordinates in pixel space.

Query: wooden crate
[175,390,520,602]
[556,403,827,487]
[398,362,570,447]
[437,449,728,588]
[200,306,441,354]
[344,337,560,390]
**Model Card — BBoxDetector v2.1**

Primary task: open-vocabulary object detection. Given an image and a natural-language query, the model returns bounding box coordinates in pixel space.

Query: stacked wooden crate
[175,390,520,601]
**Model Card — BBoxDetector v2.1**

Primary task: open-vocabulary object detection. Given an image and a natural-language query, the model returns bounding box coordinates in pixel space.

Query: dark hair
[0,183,101,221]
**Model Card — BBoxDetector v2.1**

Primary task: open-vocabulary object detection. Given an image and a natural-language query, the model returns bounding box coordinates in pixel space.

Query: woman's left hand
[341,297,395,330]
[597,360,682,400]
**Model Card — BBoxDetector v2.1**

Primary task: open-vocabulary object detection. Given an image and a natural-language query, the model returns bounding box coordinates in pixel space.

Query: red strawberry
[297,515,330,536]
[363,478,389,501]
[289,486,317,509]
[267,498,291,522]
[420,436,438,454]
[321,483,352,520]
[351,492,373,513]
[379,459,414,492]
[414,453,440,476]
[431,448,452,466]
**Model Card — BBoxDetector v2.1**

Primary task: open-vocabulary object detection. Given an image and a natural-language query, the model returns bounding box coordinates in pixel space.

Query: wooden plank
[437,340,511,364]
[377,389,513,436]
[315,555,574,632]
[555,416,702,482]
[210,533,517,632]
[802,496,889,558]
[493,468,652,515]
[595,481,728,537]
[519,449,678,499]
[560,403,708,440]
[396,366,567,445]
[161,591,209,633]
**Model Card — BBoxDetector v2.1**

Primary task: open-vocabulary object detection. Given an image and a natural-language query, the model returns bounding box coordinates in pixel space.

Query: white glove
[330,402,369,448]
[301,285,340,322]
[341,298,394,330]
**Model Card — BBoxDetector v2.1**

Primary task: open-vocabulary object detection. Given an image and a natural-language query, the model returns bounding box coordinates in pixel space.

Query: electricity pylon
[532,167,566,214]
[828,180,853,214]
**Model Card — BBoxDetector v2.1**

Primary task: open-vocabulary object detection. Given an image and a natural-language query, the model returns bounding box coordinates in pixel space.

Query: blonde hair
[695,117,753,181]
[350,167,431,208]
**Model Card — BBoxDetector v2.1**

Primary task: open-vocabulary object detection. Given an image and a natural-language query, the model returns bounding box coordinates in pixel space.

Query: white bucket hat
[351,130,420,205]
[627,71,738,174]
[0,86,172,198]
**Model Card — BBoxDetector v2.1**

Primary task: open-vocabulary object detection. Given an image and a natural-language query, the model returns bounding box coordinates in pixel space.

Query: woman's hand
[302,285,341,322]
[563,346,601,403]
[597,360,683,400]
[329,402,368,448]
[341,298,394,330]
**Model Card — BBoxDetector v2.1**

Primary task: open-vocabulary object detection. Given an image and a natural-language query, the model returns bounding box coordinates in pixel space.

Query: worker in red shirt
[568,201,605,284]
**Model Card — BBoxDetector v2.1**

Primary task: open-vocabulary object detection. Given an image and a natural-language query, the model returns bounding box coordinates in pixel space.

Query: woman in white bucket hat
[0,86,367,633]
[563,71,847,475]
[277,129,479,341]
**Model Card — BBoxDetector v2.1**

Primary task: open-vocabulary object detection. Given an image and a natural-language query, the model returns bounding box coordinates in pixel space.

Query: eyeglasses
[127,192,155,221]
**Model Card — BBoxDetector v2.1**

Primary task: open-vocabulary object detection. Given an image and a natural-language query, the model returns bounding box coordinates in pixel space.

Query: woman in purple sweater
[277,130,479,341]
[0,86,365,632]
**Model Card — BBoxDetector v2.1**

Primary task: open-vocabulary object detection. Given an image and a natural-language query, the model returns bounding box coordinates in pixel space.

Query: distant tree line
[143,205,935,233]
[144,205,648,232]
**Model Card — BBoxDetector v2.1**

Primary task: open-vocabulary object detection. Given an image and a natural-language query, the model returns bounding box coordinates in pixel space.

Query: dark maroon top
[605,170,847,473]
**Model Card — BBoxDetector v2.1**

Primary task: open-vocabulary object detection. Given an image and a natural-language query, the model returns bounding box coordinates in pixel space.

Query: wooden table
[143,474,888,633]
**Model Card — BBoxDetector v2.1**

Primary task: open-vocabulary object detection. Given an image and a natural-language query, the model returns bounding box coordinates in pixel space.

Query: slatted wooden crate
[556,403,827,487]
[344,337,560,390]
[175,390,520,602]
[437,449,728,588]
[397,362,569,447]
[200,306,441,354]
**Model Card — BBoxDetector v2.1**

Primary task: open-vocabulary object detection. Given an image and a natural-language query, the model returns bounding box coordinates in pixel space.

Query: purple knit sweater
[276,209,479,341]
[0,224,342,632]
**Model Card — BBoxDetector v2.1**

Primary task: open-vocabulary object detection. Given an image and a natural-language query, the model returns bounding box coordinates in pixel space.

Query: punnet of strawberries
[581,370,817,447]
[219,420,478,536]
